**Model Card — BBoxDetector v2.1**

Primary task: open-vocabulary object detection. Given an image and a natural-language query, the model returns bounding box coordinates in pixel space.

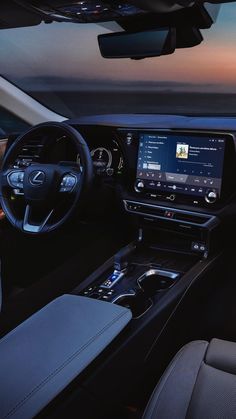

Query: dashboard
[69,115,236,223]
[5,114,236,223]
[3,113,236,254]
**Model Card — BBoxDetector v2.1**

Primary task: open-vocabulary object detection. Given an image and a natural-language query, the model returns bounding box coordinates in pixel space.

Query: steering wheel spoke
[23,205,54,233]
[7,170,25,189]
[1,169,25,192]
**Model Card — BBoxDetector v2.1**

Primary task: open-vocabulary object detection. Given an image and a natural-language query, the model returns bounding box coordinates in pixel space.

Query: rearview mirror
[98,27,176,59]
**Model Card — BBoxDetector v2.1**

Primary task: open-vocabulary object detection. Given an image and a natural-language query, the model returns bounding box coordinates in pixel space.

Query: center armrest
[0,295,132,419]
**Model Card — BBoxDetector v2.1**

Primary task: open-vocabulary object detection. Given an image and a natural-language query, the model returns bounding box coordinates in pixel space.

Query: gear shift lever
[114,243,137,272]
[101,243,137,289]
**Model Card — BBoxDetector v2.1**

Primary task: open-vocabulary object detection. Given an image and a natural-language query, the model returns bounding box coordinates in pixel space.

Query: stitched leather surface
[0,295,132,419]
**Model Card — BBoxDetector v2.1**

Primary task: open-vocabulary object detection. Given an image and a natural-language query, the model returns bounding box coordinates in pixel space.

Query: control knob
[205,190,218,204]
[135,180,145,193]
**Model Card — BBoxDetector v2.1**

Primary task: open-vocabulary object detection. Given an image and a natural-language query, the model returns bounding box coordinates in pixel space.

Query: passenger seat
[143,338,236,419]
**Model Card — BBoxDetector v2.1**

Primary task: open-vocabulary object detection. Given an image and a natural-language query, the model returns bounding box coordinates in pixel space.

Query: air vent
[124,200,216,228]
[173,212,208,225]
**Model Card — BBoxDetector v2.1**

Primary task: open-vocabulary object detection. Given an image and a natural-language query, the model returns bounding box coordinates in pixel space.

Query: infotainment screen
[136,132,226,201]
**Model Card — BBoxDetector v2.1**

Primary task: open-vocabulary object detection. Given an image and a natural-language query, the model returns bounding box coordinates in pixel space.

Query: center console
[72,226,223,419]
[77,238,200,318]
[66,126,232,419]
[75,129,236,318]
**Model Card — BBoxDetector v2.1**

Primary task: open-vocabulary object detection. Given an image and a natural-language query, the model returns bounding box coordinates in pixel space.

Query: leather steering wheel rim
[0,122,93,234]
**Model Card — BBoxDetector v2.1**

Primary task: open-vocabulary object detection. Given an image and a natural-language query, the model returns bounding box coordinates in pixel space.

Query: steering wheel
[0,122,93,234]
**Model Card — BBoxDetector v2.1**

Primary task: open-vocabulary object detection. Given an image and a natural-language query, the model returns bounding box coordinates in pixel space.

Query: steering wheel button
[60,175,76,192]
[9,173,18,184]
[66,177,76,186]
[8,171,24,188]
[18,173,24,182]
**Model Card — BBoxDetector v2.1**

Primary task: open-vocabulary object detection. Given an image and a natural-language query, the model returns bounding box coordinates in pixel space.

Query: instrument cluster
[46,132,124,178]
[88,140,124,177]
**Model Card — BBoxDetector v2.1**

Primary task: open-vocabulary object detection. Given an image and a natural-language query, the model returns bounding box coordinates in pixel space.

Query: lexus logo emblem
[29,171,46,186]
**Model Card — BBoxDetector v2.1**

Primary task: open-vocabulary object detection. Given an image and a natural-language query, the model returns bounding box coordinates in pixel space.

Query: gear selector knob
[114,243,137,272]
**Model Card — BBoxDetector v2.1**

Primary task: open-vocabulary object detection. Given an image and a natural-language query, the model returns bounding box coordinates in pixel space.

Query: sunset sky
[0,3,236,91]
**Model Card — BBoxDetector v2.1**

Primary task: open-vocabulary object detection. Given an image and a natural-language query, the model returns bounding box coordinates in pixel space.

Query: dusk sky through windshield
[0,3,236,92]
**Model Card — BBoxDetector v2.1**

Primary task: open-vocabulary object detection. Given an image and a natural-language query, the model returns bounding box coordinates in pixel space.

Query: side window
[0,106,30,136]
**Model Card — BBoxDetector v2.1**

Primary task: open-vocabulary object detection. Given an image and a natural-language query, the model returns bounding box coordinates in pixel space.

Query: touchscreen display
[136,132,226,198]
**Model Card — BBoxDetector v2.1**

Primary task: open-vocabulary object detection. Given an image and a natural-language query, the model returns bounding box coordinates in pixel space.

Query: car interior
[1,1,236,418]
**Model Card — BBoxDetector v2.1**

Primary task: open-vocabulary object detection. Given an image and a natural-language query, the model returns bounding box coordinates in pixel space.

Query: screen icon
[176,143,189,159]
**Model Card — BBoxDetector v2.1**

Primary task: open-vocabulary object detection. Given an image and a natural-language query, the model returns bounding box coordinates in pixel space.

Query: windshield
[0,3,236,117]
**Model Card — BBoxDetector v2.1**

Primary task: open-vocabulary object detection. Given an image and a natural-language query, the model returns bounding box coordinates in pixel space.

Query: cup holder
[114,293,152,318]
[113,269,179,318]
[138,269,179,296]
